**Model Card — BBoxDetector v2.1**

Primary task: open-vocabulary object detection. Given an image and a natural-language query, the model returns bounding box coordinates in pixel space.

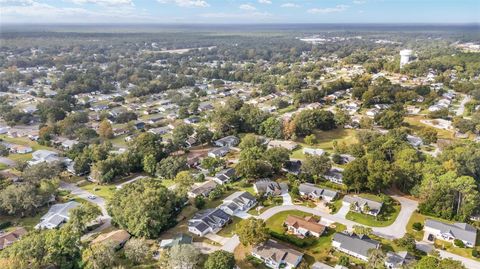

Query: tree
[124,238,151,265]
[204,250,235,269]
[374,109,404,129]
[0,226,81,269]
[195,125,213,144]
[418,127,438,144]
[200,157,225,174]
[394,233,416,252]
[302,154,331,182]
[259,117,284,139]
[304,134,316,145]
[107,179,180,238]
[67,203,101,233]
[82,241,116,269]
[174,171,194,197]
[98,119,113,139]
[156,156,188,179]
[338,256,350,267]
[239,134,264,150]
[172,123,194,148]
[415,256,439,269]
[366,248,385,269]
[167,244,201,269]
[262,147,290,172]
[237,218,269,246]
[143,154,157,176]
[236,159,272,180]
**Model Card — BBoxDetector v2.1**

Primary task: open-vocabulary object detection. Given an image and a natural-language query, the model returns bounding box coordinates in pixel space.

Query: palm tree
[367,248,386,269]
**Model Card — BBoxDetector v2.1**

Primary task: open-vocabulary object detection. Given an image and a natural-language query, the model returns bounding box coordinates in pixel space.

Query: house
[342,195,383,216]
[148,126,170,135]
[187,180,218,198]
[133,120,145,130]
[254,179,282,196]
[184,116,201,124]
[298,183,338,202]
[220,191,257,215]
[406,135,423,148]
[424,219,478,247]
[35,201,81,229]
[311,263,348,269]
[284,215,326,238]
[0,227,27,250]
[91,229,131,249]
[267,140,298,151]
[332,232,380,261]
[214,135,240,148]
[28,149,60,165]
[303,148,325,156]
[324,167,344,184]
[213,167,236,185]
[251,239,303,269]
[282,160,302,175]
[61,139,79,150]
[384,251,415,269]
[159,233,193,248]
[188,208,231,236]
[208,146,230,158]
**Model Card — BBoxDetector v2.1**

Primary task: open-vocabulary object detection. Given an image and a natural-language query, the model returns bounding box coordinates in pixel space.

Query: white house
[219,191,257,215]
[424,219,477,248]
[332,233,380,261]
[251,239,303,269]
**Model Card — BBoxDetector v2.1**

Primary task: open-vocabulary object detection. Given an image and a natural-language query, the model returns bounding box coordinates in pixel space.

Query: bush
[472,249,479,257]
[412,222,423,231]
[0,221,12,230]
[194,196,205,209]
[269,231,316,248]
[454,239,465,248]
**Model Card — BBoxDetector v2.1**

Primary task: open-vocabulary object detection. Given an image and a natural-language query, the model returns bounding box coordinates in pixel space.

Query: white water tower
[400,49,413,68]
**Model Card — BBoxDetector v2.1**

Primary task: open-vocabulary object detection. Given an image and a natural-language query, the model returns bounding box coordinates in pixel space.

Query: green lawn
[406,211,455,241]
[0,206,48,231]
[264,210,349,266]
[0,135,58,163]
[0,162,8,170]
[80,183,117,200]
[345,204,401,227]
[291,128,358,159]
[404,116,453,140]
[434,239,480,261]
[217,216,242,237]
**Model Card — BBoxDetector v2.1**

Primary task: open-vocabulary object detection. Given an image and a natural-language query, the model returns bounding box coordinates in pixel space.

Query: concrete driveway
[205,233,229,245]
[193,242,220,254]
[234,211,254,219]
[222,235,240,253]
[59,181,110,217]
[334,202,350,218]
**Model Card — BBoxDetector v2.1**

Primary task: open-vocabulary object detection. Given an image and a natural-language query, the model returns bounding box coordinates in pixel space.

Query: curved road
[258,195,418,240]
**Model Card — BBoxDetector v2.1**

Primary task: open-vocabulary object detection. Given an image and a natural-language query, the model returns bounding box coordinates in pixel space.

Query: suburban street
[59,181,111,219]
[417,241,480,269]
[0,156,16,167]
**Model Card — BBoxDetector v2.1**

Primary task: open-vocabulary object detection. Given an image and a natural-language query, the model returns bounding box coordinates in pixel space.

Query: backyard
[291,128,358,159]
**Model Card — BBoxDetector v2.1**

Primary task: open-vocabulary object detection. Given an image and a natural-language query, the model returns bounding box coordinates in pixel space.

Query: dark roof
[425,219,478,244]
[333,233,380,258]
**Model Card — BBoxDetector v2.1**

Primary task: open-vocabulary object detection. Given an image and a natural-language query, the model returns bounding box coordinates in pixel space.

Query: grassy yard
[0,162,8,170]
[434,239,480,261]
[80,183,117,200]
[404,116,453,140]
[345,205,400,227]
[291,128,358,159]
[0,206,49,231]
[406,211,455,241]
[264,210,350,266]
[217,216,242,237]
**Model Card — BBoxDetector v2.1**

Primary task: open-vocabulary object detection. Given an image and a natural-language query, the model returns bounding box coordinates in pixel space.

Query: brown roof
[91,229,131,246]
[252,239,303,265]
[284,215,326,234]
[0,227,27,250]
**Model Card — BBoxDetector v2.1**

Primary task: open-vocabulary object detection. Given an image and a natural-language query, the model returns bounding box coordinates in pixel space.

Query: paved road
[456,94,471,116]
[258,195,418,240]
[0,156,16,167]
[116,175,146,189]
[59,181,110,217]
[416,241,480,269]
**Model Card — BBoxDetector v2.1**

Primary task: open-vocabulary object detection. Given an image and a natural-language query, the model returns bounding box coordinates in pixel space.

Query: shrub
[269,231,316,248]
[0,221,12,230]
[472,249,479,257]
[454,239,465,248]
[412,222,423,231]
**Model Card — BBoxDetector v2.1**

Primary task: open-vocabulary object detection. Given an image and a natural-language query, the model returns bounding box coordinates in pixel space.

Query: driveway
[416,241,480,269]
[193,242,220,254]
[205,233,229,245]
[281,192,293,206]
[456,94,471,116]
[234,211,254,219]
[221,235,240,253]
[59,181,110,217]
[116,175,146,189]
[334,202,350,218]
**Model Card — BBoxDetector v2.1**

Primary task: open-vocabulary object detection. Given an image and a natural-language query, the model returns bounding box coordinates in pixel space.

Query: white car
[88,195,97,200]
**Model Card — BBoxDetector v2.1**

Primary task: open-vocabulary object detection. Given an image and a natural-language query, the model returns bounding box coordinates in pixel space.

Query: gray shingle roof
[343,195,383,214]
[299,183,338,199]
[333,233,380,258]
[425,219,478,244]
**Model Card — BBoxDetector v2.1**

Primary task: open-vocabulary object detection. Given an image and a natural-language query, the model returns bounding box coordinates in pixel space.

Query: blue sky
[1,0,479,24]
